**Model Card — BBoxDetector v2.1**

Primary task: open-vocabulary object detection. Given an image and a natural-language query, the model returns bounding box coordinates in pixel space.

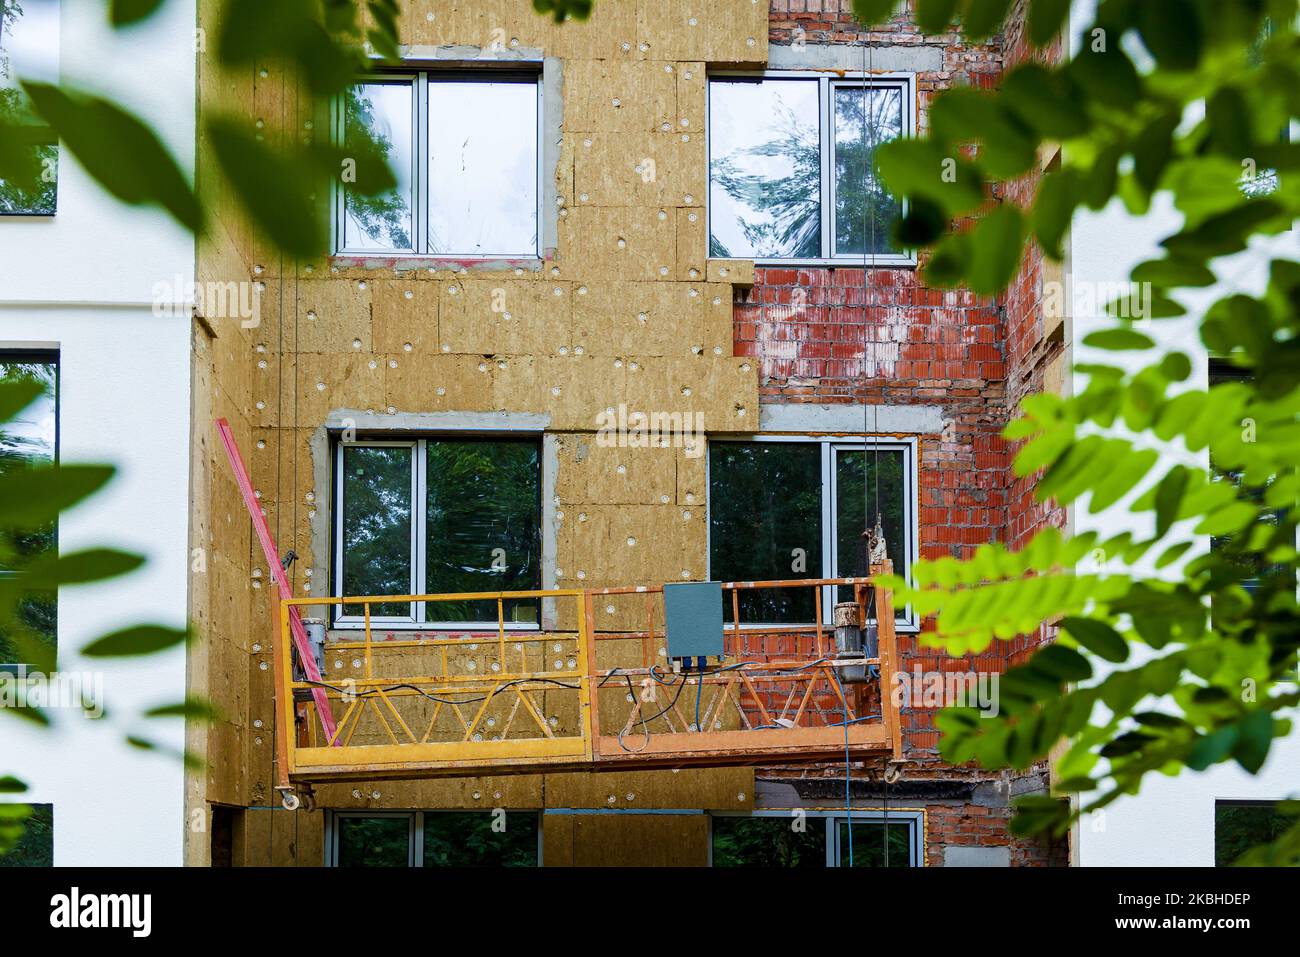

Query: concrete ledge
[768,42,945,73]
[944,846,1011,867]
[759,403,946,435]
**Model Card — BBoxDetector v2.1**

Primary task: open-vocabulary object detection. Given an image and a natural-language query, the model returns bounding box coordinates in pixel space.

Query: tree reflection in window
[833,85,903,256]
[0,354,58,664]
[708,77,906,260]
[422,811,538,867]
[0,0,59,215]
[342,81,413,251]
[336,816,410,867]
[340,445,413,617]
[336,438,541,624]
[425,440,540,623]
[709,442,822,623]
[709,79,821,259]
[835,447,906,604]
[709,441,910,625]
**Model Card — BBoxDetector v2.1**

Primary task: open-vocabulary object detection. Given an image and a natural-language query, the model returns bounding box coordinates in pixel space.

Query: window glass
[0,804,53,866]
[835,447,907,602]
[0,354,58,664]
[708,78,821,259]
[709,76,909,261]
[1215,801,1291,866]
[340,445,413,617]
[709,442,822,623]
[836,820,913,867]
[0,0,59,215]
[712,815,825,867]
[336,438,542,625]
[422,811,539,867]
[1207,361,1293,595]
[709,441,912,625]
[342,80,414,251]
[425,440,540,623]
[833,85,904,256]
[336,816,410,867]
[427,78,537,257]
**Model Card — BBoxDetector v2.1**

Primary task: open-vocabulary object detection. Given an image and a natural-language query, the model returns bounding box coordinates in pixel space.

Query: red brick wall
[745,1,1069,865]
[1001,0,1068,561]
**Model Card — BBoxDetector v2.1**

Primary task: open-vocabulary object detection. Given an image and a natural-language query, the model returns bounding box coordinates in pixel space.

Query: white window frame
[331,435,542,630]
[706,70,917,268]
[326,810,543,867]
[332,69,544,259]
[705,434,919,632]
[708,809,924,867]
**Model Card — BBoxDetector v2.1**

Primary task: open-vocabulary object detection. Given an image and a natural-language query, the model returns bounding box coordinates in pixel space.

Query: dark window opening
[0,803,53,866]
[333,436,542,627]
[1215,800,1292,867]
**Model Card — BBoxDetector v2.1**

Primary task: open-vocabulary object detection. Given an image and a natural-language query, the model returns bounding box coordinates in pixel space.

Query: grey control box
[663,581,724,660]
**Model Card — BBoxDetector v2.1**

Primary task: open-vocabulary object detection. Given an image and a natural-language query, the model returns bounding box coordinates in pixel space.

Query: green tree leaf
[915,0,960,34]
[1187,725,1239,771]
[1082,329,1155,351]
[108,0,167,27]
[82,625,189,657]
[0,465,115,526]
[144,696,221,721]
[21,549,146,588]
[1233,711,1275,774]
[207,117,323,258]
[1029,644,1093,682]
[962,0,1015,39]
[22,81,202,233]
[851,0,900,24]
[1027,0,1072,45]
[0,380,44,423]
[966,205,1026,295]
[1136,0,1203,72]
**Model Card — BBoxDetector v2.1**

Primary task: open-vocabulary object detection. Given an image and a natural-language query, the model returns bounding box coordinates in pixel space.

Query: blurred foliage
[853,0,1300,863]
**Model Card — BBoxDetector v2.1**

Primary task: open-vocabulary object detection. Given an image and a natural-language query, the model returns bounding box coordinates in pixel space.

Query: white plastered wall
[0,0,195,865]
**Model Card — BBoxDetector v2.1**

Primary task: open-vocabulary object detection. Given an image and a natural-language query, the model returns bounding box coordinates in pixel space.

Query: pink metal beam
[216,418,339,744]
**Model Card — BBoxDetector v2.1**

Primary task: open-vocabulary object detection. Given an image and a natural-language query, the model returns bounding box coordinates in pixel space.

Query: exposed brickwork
[748,1,1070,865]
[1001,0,1068,560]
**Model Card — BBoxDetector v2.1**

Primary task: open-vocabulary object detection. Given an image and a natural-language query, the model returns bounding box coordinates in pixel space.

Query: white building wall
[1067,0,1300,867]
[0,0,195,865]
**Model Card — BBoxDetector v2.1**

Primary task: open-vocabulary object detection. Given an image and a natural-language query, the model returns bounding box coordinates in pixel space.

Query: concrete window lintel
[758,402,947,436]
[767,41,946,74]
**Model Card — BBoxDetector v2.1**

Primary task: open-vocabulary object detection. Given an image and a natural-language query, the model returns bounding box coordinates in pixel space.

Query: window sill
[330,253,545,273]
[726,618,919,634]
[728,256,919,270]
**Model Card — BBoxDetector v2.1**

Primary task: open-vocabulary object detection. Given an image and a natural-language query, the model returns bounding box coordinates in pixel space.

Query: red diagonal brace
[216,418,338,744]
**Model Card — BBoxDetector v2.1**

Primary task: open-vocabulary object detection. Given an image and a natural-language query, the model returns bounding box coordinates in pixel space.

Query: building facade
[5,0,1284,868]
[0,0,196,866]
[184,0,1072,868]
